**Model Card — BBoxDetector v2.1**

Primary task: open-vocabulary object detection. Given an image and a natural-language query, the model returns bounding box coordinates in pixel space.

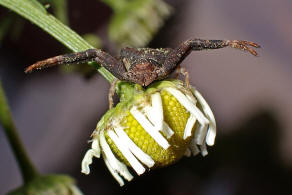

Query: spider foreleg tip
[24,67,32,74]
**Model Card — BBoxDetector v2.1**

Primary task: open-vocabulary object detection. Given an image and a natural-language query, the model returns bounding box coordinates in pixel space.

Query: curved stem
[0,81,39,183]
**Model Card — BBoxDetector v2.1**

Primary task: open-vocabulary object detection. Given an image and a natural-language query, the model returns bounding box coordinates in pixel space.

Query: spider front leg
[25,49,104,73]
[26,49,130,108]
[226,40,260,56]
[161,38,260,77]
[25,49,127,82]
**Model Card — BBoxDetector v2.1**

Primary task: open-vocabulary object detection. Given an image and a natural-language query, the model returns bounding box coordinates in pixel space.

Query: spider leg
[175,64,181,79]
[162,38,260,76]
[108,79,118,109]
[25,49,101,73]
[226,40,260,56]
[176,66,190,88]
[25,49,127,81]
[180,67,190,88]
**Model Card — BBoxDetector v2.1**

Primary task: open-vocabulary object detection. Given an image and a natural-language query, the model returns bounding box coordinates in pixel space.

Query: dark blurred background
[1,0,292,194]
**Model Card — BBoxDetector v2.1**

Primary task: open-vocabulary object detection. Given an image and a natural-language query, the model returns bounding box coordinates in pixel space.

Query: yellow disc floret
[105,89,195,168]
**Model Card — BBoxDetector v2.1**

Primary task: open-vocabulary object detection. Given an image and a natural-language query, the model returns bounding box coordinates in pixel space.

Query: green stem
[0,0,115,83]
[0,81,39,183]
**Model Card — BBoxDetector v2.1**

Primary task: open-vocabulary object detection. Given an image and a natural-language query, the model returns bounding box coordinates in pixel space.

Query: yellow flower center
[105,90,196,168]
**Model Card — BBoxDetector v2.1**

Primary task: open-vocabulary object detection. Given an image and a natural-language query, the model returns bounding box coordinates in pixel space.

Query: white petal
[81,133,101,175]
[145,94,173,139]
[91,139,100,158]
[194,124,209,145]
[184,114,197,140]
[162,122,174,138]
[99,131,133,181]
[108,129,146,175]
[81,150,94,175]
[193,89,216,146]
[104,157,125,186]
[165,87,209,126]
[206,127,216,146]
[143,106,154,124]
[150,93,164,131]
[130,107,170,149]
[189,138,200,156]
[186,93,197,105]
[200,141,208,156]
[114,126,155,168]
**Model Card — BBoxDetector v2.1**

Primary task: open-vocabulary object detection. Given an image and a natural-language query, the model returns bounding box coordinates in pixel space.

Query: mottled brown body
[26,38,260,86]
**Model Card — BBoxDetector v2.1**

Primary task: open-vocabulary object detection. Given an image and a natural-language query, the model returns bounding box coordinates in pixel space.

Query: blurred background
[1,0,292,194]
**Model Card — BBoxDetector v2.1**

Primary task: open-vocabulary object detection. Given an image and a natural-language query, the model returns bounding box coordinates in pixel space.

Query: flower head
[81,80,216,186]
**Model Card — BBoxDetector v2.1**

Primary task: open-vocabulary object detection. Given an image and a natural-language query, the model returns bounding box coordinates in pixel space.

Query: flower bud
[81,80,216,186]
[8,175,83,195]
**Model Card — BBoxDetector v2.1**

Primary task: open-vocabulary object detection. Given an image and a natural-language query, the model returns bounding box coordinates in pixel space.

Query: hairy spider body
[26,38,260,87]
[119,47,172,86]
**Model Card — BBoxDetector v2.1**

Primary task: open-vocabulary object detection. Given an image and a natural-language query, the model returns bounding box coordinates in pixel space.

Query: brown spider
[25,38,260,107]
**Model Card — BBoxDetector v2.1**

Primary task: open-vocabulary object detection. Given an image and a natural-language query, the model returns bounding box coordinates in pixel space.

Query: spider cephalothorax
[25,38,260,87]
